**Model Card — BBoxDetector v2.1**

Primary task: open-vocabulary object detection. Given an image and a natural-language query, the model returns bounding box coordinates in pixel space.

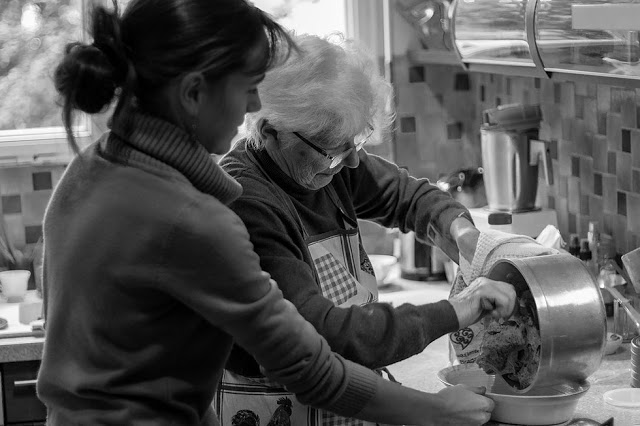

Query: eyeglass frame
[292,124,374,169]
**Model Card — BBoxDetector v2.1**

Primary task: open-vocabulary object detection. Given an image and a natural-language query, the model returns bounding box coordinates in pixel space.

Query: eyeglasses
[293,125,374,169]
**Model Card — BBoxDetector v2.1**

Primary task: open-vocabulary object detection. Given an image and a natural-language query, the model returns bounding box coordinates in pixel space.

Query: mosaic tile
[606,113,622,152]
[593,135,608,172]
[632,130,640,168]
[409,66,425,83]
[21,191,52,226]
[1,195,21,215]
[32,171,52,191]
[617,152,632,192]
[602,174,618,213]
[628,193,640,233]
[568,177,580,214]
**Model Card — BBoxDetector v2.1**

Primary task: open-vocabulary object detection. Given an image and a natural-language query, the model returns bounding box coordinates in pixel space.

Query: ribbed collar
[107,112,242,204]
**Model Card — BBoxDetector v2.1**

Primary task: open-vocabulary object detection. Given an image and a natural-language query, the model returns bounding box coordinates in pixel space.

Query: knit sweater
[221,141,469,376]
[36,113,379,426]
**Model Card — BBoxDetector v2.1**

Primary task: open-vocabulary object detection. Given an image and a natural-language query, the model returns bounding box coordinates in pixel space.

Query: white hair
[245,33,395,149]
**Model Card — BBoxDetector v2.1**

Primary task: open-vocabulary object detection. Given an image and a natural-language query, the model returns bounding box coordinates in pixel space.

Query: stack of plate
[632,336,640,387]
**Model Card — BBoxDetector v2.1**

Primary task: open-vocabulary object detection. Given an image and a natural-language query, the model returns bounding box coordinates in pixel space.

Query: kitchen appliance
[486,254,606,391]
[475,103,557,237]
[398,232,446,281]
[396,0,453,51]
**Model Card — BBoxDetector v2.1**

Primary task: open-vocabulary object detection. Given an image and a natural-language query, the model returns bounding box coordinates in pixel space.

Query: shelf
[407,49,463,67]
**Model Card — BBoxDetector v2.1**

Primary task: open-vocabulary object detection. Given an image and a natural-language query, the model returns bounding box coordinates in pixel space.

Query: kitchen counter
[379,278,640,426]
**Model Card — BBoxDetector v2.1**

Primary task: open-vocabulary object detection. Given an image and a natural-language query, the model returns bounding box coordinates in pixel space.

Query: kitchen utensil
[613,295,640,342]
[622,246,640,293]
[486,254,606,392]
[481,104,553,212]
[437,363,589,425]
[567,418,614,426]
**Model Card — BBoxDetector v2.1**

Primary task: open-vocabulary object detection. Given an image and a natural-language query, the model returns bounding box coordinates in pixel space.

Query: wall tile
[589,195,604,225]
[21,191,52,226]
[634,169,640,193]
[606,113,622,152]
[24,225,43,244]
[632,129,640,168]
[593,135,608,172]
[0,168,32,194]
[629,193,640,233]
[617,152,632,191]
[568,177,580,213]
[32,171,52,191]
[602,174,618,213]
[1,195,21,214]
[3,214,25,248]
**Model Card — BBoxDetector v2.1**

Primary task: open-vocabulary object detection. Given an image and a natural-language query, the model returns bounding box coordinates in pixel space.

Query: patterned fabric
[321,411,366,426]
[313,252,359,306]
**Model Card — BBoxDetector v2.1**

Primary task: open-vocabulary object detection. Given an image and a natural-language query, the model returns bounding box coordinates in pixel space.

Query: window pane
[252,0,346,37]
[0,0,83,132]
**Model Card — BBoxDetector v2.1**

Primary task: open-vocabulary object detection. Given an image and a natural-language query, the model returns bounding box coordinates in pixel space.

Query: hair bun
[53,42,119,114]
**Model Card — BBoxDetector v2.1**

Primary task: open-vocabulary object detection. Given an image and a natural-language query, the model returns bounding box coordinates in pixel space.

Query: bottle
[587,221,600,270]
[579,238,593,269]
[597,236,615,317]
[568,233,581,257]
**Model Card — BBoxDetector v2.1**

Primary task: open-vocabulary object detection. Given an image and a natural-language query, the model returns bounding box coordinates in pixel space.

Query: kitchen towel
[448,229,559,365]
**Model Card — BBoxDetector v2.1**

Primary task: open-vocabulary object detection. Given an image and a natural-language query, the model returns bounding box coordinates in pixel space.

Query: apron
[214,152,384,426]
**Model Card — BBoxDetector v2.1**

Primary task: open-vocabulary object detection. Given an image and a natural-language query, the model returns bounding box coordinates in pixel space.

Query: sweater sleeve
[228,195,460,369]
[345,150,473,263]
[158,199,379,417]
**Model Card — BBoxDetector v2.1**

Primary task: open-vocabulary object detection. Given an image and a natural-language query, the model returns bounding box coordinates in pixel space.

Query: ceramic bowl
[368,255,397,285]
[605,332,623,355]
[437,364,590,425]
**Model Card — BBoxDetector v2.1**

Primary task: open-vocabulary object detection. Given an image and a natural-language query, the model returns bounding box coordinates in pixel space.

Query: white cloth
[449,230,559,364]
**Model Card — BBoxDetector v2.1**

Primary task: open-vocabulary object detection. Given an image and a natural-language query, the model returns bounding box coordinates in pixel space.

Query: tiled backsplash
[1,165,66,250]
[2,59,640,257]
[392,57,640,255]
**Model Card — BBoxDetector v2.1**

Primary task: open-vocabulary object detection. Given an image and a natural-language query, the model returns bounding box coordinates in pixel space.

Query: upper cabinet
[402,0,640,84]
[536,0,640,78]
[453,0,536,67]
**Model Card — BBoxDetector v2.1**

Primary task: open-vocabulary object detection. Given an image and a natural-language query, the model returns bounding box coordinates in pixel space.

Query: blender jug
[481,104,553,212]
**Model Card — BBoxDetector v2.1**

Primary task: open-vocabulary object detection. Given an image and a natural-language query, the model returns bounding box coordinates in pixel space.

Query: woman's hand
[449,277,517,329]
[428,385,494,426]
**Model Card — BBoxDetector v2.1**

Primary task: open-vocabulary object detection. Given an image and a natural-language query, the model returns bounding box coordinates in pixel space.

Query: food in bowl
[475,291,541,390]
[437,364,590,425]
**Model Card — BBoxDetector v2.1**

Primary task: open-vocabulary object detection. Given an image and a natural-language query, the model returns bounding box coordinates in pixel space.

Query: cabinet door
[1,361,46,424]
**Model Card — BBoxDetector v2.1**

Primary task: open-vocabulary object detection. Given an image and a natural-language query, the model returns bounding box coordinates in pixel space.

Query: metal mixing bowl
[486,254,607,392]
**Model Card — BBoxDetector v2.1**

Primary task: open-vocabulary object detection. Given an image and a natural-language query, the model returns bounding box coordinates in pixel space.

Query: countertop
[1,278,639,424]
[379,278,640,426]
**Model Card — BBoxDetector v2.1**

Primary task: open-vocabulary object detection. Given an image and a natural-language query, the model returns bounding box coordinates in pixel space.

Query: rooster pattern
[267,397,292,426]
[230,397,292,426]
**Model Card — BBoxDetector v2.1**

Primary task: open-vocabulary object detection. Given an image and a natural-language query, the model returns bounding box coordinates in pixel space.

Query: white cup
[0,270,31,302]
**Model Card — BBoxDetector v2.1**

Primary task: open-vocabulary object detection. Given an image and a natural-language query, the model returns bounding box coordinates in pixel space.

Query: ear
[258,118,278,139]
[178,72,206,117]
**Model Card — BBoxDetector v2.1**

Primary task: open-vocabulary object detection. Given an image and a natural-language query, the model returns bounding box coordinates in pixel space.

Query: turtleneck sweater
[36,112,378,426]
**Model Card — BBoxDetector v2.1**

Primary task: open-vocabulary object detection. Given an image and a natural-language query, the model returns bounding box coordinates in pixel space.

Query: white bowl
[437,364,590,425]
[368,255,396,285]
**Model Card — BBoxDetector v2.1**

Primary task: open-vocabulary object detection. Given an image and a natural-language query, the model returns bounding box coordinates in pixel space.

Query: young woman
[37,1,508,425]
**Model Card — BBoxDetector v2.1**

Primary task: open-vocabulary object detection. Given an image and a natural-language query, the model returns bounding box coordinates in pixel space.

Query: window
[0,0,382,163]
[0,0,98,163]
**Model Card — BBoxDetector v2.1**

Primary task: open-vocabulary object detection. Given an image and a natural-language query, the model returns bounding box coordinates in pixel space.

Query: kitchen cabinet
[536,1,640,78]
[0,361,46,425]
[405,0,640,86]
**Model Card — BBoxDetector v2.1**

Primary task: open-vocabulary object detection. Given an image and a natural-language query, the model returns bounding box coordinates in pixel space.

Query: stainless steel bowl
[438,364,590,425]
[486,254,607,392]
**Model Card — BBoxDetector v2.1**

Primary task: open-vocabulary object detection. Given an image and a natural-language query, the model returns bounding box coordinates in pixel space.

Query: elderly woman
[218,35,516,425]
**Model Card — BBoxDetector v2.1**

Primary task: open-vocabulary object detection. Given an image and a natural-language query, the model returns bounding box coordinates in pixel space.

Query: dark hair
[54,0,295,152]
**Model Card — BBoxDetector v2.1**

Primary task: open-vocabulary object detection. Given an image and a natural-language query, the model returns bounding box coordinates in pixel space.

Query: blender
[470,104,557,237]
